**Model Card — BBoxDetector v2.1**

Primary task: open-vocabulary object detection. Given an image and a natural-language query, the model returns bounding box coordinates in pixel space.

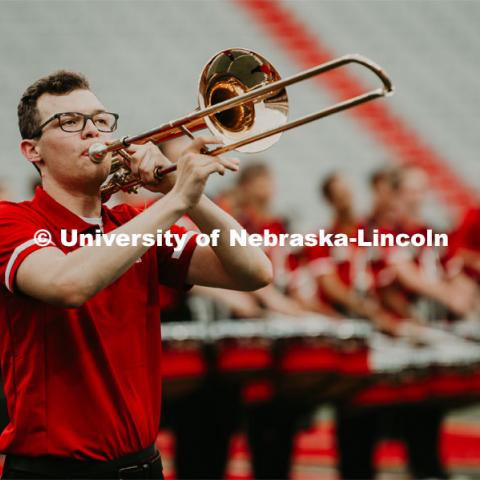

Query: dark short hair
[320,172,340,202]
[18,70,90,140]
[370,168,392,188]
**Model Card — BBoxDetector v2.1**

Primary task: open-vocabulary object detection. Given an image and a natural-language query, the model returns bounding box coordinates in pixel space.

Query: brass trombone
[89,48,393,199]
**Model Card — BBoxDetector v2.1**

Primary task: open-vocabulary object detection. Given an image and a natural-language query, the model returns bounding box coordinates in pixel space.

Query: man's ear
[20,139,43,168]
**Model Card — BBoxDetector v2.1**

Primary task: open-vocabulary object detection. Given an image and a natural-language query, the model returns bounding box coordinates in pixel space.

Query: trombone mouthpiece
[88,143,108,163]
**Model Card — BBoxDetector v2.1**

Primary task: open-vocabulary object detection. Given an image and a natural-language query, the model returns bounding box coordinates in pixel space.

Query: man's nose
[81,118,100,139]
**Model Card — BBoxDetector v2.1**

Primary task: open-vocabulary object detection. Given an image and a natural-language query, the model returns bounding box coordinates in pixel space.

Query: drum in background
[316,320,371,401]
[351,327,480,409]
[160,316,374,402]
[161,322,209,399]
[210,320,273,378]
[273,317,371,402]
[271,317,339,397]
[160,317,480,408]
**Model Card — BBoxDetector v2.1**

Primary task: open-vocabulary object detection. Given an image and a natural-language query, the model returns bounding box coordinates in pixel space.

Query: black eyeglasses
[33,111,119,137]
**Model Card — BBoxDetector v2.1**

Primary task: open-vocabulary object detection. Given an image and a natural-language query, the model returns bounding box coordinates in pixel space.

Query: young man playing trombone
[0,70,272,479]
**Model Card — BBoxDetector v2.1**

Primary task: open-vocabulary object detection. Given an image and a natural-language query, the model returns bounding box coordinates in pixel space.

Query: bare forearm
[377,285,413,318]
[320,276,358,311]
[319,275,375,318]
[394,264,449,304]
[253,285,305,316]
[188,195,272,288]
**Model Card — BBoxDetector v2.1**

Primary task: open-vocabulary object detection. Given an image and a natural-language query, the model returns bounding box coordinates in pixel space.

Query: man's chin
[73,171,109,195]
[85,159,111,180]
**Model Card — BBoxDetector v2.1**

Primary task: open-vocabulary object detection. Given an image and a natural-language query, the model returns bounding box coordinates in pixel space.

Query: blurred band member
[356,166,454,480]
[231,162,312,480]
[305,172,394,480]
[373,166,475,321]
[235,162,306,316]
[307,172,394,330]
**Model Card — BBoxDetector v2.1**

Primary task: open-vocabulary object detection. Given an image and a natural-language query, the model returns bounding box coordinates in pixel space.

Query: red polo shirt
[449,207,480,281]
[305,223,373,304]
[0,187,197,460]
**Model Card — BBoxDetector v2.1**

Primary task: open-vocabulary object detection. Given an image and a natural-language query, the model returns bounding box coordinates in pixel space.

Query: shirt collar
[32,186,108,234]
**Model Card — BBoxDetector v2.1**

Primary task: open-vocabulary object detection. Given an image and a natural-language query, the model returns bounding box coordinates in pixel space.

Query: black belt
[4,444,163,479]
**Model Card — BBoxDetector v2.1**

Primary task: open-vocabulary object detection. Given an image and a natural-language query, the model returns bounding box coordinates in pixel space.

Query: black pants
[336,405,379,480]
[335,404,448,480]
[161,375,241,480]
[245,399,313,480]
[401,404,448,479]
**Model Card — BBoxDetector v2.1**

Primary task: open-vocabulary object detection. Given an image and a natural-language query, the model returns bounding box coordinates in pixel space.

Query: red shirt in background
[305,222,372,306]
[449,207,480,281]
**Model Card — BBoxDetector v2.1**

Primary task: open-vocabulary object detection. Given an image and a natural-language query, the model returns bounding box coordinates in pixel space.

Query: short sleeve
[157,224,198,289]
[0,202,56,293]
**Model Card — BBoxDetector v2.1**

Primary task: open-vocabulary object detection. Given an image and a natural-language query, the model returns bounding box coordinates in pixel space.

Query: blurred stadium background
[1,1,480,479]
[1,0,479,228]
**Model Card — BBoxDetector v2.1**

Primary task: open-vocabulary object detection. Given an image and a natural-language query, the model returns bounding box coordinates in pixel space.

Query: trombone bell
[199,49,288,153]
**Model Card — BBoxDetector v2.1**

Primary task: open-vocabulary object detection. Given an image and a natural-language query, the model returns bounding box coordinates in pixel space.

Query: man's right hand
[170,136,239,210]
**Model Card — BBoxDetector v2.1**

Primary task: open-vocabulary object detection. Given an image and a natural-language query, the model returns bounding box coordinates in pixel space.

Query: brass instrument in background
[89,48,394,199]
